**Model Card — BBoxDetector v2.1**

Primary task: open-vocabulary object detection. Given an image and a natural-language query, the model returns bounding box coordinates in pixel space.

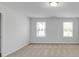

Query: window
[36,22,46,37]
[63,22,73,37]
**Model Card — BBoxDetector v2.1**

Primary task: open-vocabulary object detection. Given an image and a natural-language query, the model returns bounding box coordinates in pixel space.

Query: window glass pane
[37,22,46,30]
[63,22,73,37]
[36,22,46,37]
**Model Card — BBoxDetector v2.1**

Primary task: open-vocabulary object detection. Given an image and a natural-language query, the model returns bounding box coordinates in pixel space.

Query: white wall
[0,4,30,56]
[0,13,1,53]
[30,17,79,43]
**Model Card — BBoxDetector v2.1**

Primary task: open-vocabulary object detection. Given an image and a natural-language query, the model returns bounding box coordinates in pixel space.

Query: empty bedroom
[0,2,79,57]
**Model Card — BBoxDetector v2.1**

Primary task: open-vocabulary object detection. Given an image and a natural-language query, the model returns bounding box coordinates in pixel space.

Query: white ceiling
[1,2,79,17]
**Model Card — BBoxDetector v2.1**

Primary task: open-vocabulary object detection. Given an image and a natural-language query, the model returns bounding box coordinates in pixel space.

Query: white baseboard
[30,42,79,44]
[2,42,30,57]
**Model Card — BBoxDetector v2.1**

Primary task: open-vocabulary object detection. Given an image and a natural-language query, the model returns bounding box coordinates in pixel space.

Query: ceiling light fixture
[49,2,58,7]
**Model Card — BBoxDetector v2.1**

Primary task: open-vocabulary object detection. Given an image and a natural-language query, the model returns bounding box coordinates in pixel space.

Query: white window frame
[63,22,73,37]
[36,22,46,37]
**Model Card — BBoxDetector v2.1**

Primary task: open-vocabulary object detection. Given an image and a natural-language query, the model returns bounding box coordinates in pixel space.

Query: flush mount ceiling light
[49,2,58,7]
